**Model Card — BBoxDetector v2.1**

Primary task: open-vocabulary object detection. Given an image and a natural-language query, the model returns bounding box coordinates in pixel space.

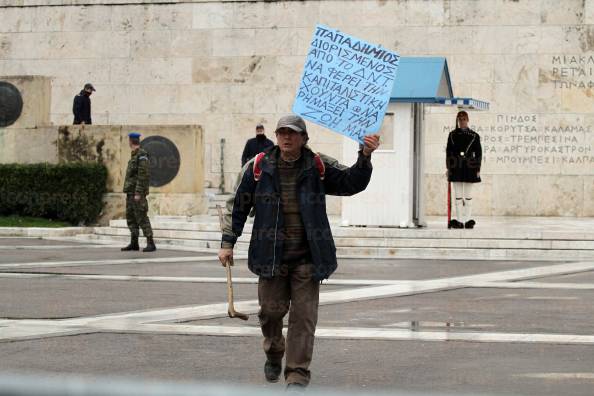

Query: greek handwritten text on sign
[292,24,400,143]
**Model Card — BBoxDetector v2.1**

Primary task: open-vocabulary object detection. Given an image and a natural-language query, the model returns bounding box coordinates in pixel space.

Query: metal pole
[219,138,225,194]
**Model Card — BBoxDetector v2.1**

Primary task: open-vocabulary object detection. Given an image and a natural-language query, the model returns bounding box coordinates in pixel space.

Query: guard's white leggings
[453,182,473,223]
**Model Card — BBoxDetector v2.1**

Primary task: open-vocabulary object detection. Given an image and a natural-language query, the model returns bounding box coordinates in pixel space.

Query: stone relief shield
[0,81,24,127]
[140,135,181,187]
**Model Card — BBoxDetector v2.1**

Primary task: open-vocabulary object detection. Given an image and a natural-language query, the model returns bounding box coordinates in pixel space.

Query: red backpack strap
[253,152,266,181]
[314,153,325,180]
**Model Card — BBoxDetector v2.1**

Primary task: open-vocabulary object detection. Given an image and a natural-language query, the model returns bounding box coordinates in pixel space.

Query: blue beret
[128,132,141,139]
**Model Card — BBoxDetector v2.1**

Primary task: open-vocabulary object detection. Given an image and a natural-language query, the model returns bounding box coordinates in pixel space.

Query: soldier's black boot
[449,219,464,229]
[143,236,157,252]
[465,219,476,229]
[121,236,139,251]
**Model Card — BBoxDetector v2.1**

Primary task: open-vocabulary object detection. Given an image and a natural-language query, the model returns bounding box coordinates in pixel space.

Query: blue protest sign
[292,24,399,143]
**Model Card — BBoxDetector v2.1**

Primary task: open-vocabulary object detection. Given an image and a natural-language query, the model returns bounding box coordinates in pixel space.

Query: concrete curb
[0,227,95,238]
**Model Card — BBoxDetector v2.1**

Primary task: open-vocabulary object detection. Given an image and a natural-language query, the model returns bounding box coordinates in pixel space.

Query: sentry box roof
[390,57,489,111]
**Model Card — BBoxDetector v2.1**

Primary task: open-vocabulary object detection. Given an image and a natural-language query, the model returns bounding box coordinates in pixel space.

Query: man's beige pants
[258,263,320,386]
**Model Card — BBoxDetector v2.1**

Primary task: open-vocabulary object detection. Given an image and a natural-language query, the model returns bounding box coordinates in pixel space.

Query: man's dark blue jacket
[221,145,372,281]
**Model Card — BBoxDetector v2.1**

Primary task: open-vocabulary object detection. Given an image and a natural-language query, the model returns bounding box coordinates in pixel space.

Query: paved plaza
[1,237,594,395]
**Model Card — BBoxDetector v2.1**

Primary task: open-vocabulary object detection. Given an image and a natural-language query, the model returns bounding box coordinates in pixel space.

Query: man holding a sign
[218,114,379,389]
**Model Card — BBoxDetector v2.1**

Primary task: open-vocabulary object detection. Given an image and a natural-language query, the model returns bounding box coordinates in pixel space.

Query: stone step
[105,219,593,242]
[95,227,228,241]
[83,215,594,261]
[75,234,594,261]
[204,190,232,200]
[336,247,594,261]
[76,233,249,252]
[93,226,594,250]
[207,197,231,205]
[108,219,247,232]
[206,208,223,215]
[0,227,93,237]
[204,189,231,197]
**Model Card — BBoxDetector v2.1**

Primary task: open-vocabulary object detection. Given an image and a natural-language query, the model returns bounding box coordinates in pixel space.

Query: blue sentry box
[292,24,399,143]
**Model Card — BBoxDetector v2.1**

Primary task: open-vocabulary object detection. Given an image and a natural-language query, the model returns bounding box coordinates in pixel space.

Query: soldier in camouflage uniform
[121,132,156,252]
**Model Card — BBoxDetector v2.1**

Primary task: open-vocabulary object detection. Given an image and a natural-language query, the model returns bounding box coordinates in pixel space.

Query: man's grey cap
[275,115,307,133]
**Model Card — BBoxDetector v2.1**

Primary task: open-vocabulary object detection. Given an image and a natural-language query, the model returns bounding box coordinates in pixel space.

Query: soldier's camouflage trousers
[126,194,153,238]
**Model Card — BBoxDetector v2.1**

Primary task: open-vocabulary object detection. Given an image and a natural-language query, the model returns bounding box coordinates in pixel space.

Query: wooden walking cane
[217,205,249,321]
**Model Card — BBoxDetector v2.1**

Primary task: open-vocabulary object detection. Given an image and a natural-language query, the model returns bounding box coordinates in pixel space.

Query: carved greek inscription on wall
[547,55,594,89]
[443,114,593,169]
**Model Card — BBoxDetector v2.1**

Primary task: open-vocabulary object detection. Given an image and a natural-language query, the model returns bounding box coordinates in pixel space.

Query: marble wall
[0,124,206,223]
[1,0,593,216]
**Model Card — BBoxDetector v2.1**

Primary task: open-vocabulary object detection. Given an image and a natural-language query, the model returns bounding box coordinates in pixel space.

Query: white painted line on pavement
[4,261,594,344]
[525,296,579,300]
[444,261,594,283]
[0,237,44,239]
[65,261,594,326]
[66,301,246,327]
[0,324,94,343]
[0,273,258,283]
[45,237,224,254]
[84,323,594,346]
[516,373,594,380]
[0,255,245,269]
[74,284,447,327]
[0,272,410,286]
[472,281,594,290]
[0,245,124,250]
